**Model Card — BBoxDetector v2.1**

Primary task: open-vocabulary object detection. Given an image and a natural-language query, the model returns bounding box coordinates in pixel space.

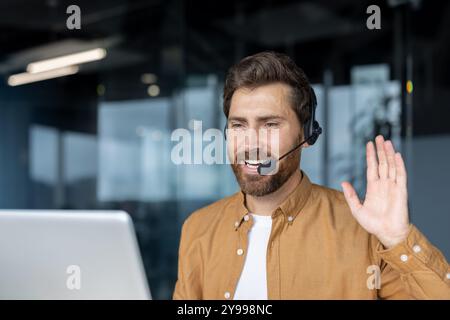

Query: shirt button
[400,254,408,262]
[412,244,421,253]
[287,216,294,222]
[224,291,231,299]
[234,221,240,228]
[446,273,450,280]
[243,215,250,221]
[237,248,244,256]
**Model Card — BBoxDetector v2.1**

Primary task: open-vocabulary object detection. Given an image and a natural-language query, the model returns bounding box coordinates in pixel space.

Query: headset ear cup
[303,119,311,144]
[307,121,322,145]
[308,133,318,145]
[304,85,322,146]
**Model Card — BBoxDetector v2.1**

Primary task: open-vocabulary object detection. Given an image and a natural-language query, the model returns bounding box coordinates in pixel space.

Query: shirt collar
[231,170,313,227]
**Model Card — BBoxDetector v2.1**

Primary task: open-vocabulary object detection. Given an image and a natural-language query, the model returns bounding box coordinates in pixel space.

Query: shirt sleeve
[376,224,450,299]
[172,217,203,300]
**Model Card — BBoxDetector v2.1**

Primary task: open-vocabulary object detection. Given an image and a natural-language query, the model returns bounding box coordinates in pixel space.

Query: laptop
[0,210,151,300]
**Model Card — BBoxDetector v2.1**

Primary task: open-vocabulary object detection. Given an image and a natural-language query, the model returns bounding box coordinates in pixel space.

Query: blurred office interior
[0,0,449,299]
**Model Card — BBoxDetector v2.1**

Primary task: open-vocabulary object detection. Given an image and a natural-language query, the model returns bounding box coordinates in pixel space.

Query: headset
[224,85,322,175]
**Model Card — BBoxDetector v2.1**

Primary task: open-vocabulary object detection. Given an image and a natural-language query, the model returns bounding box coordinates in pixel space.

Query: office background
[0,0,449,299]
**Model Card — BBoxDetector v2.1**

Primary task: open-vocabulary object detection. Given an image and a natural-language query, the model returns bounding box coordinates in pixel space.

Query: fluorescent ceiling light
[27,48,106,73]
[8,66,79,86]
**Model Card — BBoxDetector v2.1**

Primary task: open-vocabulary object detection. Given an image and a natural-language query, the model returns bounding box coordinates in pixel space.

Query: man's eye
[265,122,279,128]
[231,123,243,129]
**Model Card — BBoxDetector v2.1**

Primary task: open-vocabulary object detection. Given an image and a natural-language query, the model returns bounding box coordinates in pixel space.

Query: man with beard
[173,52,450,299]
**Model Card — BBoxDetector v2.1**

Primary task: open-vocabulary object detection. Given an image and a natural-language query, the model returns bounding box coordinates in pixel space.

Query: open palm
[341,135,410,248]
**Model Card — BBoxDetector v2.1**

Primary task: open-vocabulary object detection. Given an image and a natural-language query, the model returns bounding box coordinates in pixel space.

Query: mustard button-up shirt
[173,171,450,299]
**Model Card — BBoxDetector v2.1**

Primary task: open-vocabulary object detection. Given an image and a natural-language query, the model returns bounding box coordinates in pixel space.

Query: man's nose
[244,127,259,151]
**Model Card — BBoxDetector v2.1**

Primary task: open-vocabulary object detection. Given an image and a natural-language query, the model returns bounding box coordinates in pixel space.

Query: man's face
[227,83,307,197]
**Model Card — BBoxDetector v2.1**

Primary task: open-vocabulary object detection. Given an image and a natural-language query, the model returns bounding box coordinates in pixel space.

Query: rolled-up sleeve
[376,224,450,299]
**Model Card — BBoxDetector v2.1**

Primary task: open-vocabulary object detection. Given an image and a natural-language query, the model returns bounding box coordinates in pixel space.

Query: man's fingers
[375,135,388,179]
[395,152,407,186]
[366,141,379,182]
[341,182,363,215]
[384,140,397,181]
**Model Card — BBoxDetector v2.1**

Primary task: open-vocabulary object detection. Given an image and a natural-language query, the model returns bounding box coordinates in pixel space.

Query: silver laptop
[0,210,151,300]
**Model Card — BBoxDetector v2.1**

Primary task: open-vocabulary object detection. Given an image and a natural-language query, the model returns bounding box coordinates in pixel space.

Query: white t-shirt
[233,213,272,300]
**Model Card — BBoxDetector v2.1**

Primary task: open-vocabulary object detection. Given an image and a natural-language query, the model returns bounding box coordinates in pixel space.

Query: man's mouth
[244,159,271,168]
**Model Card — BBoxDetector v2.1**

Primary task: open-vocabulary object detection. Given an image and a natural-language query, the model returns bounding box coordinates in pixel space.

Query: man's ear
[299,133,310,148]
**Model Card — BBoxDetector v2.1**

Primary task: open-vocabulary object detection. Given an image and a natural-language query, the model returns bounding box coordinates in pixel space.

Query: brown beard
[231,149,300,197]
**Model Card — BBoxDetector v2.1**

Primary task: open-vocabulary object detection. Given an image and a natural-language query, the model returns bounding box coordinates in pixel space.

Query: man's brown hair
[223,51,313,126]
